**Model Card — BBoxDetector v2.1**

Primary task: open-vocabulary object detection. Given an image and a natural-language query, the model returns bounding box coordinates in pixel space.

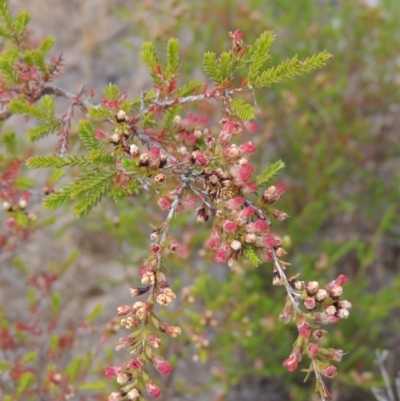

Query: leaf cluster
[27,120,138,217]
[8,96,61,141]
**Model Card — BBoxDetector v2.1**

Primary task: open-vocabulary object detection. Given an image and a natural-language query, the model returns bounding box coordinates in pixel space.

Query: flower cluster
[277,272,351,399]
[100,30,347,401]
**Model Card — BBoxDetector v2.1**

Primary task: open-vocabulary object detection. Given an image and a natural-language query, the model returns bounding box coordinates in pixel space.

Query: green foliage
[246,30,275,84]
[218,51,234,82]
[27,154,89,168]
[51,292,61,317]
[16,372,34,395]
[252,51,332,89]
[8,95,61,141]
[256,160,286,186]
[203,51,220,83]
[166,38,180,78]
[87,106,114,120]
[77,120,103,151]
[12,10,30,37]
[140,42,162,85]
[0,131,17,155]
[243,245,262,267]
[20,351,37,364]
[0,1,29,42]
[230,98,255,121]
[70,171,114,217]
[0,48,19,83]
[103,83,120,101]
[176,79,202,97]
[65,356,83,382]
[43,184,74,210]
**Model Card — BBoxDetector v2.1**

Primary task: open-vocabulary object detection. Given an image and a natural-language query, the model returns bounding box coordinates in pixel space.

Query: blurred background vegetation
[2,0,400,400]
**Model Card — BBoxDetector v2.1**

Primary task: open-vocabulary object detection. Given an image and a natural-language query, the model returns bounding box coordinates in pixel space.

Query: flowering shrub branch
[0,3,351,400]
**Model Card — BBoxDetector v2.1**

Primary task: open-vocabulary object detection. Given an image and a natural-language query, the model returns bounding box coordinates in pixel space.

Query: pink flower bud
[192,151,209,167]
[225,197,245,209]
[242,182,257,194]
[153,356,173,376]
[6,217,16,228]
[236,206,255,225]
[239,141,257,155]
[223,220,238,234]
[282,351,301,372]
[126,358,145,370]
[157,197,171,212]
[221,119,235,133]
[336,274,348,286]
[262,235,279,249]
[304,297,316,310]
[330,285,343,298]
[232,163,255,184]
[298,320,312,338]
[246,219,270,234]
[146,381,161,398]
[244,121,258,133]
[149,334,162,348]
[308,343,319,356]
[148,147,161,170]
[150,243,161,254]
[208,231,221,250]
[214,244,230,264]
[104,365,123,378]
[322,365,337,378]
[95,129,107,139]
